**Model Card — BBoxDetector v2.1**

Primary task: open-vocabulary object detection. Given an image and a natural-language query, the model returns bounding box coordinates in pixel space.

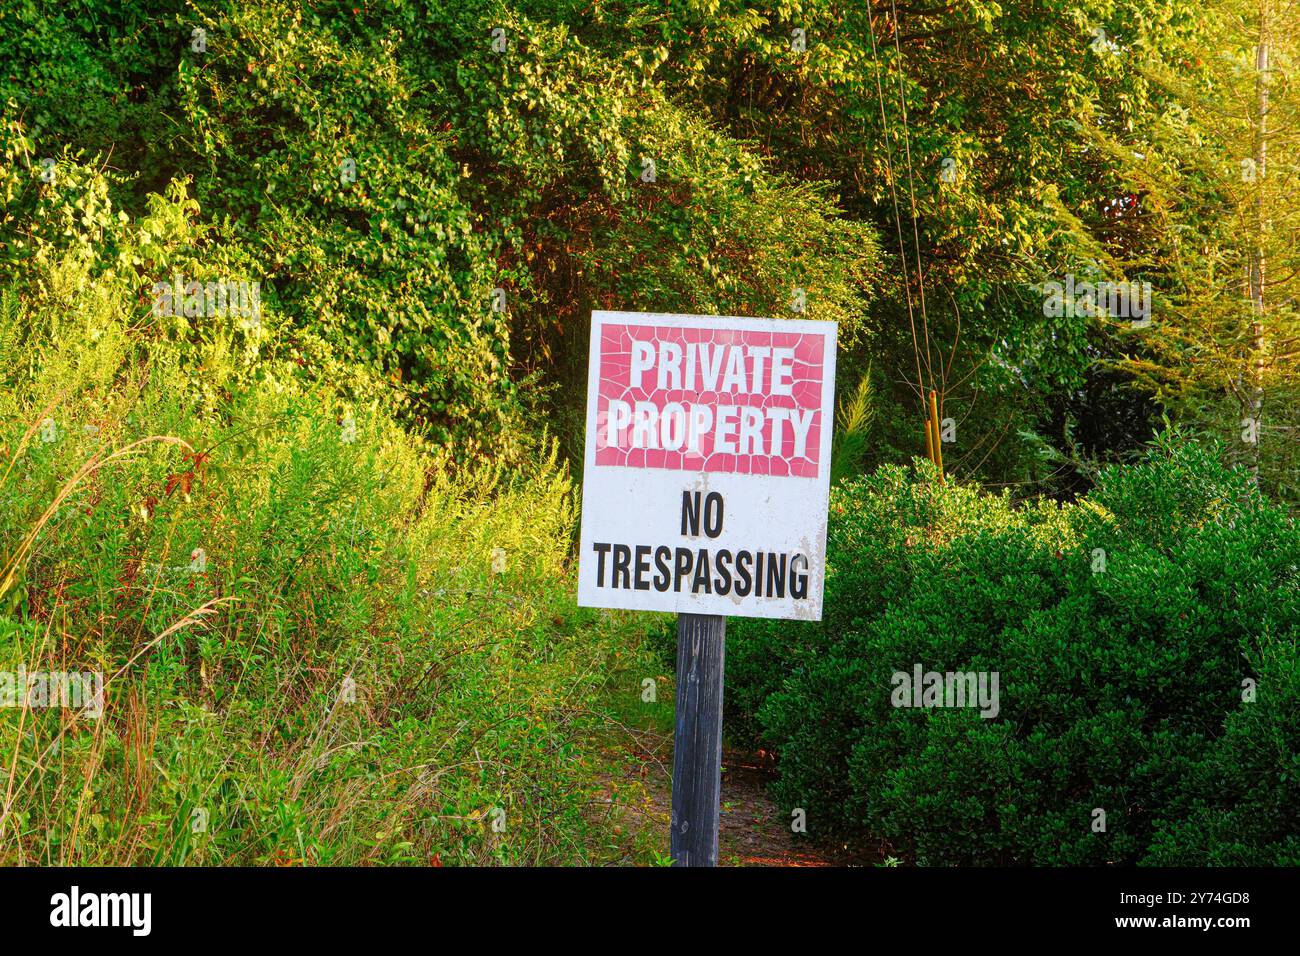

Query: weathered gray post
[670,612,726,867]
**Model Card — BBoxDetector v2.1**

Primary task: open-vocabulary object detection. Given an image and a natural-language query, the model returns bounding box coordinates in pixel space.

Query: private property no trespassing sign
[577,311,836,621]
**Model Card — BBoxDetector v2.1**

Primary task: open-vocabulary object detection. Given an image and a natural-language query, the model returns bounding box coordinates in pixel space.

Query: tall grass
[0,270,660,865]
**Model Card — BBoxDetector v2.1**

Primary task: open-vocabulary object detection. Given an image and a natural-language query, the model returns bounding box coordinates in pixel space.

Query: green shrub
[727,437,1300,865]
[1,1,881,467]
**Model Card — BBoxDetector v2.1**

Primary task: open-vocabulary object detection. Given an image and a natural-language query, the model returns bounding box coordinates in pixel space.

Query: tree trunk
[1250,2,1269,481]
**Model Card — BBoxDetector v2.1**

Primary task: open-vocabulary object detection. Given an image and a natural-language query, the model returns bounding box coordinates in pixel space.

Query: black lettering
[681,491,701,536]
[735,551,753,597]
[674,547,694,592]
[714,549,733,595]
[754,551,765,597]
[593,542,611,587]
[703,492,724,538]
[766,552,787,599]
[612,544,632,590]
[691,549,713,594]
[633,545,652,591]
[653,546,672,591]
[790,553,809,600]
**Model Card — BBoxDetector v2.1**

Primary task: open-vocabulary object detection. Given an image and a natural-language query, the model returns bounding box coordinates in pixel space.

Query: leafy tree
[1122,0,1300,501]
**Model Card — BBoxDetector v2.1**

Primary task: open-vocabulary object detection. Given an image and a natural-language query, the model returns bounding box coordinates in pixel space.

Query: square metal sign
[577,311,837,621]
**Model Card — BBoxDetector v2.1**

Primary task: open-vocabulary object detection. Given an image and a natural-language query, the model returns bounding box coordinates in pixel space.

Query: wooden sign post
[576,311,837,868]
[670,613,726,867]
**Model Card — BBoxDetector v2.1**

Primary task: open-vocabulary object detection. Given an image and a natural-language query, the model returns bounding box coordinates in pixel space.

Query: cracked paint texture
[594,322,825,478]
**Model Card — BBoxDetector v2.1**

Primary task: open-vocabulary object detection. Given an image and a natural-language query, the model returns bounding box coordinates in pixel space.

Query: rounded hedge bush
[726,436,1300,865]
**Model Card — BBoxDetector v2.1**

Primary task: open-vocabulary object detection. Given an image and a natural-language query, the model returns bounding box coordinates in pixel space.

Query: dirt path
[598,726,875,866]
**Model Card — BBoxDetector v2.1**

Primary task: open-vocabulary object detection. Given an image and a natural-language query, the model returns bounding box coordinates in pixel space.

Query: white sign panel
[577,311,837,621]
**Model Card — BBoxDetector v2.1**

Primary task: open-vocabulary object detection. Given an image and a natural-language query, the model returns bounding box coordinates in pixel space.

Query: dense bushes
[0,1,880,466]
[727,438,1300,864]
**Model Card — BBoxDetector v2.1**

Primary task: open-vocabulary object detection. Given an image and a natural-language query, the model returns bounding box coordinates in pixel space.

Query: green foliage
[597,0,1226,485]
[172,2,519,453]
[830,367,875,484]
[3,0,1299,869]
[440,8,880,459]
[1,0,881,466]
[726,435,1300,864]
[0,225,660,865]
[5,0,1293,495]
